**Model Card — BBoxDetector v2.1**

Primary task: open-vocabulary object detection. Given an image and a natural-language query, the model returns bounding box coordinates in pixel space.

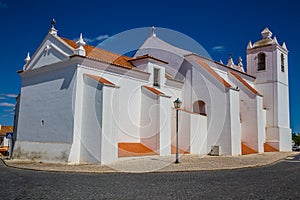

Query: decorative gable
[25,34,74,71]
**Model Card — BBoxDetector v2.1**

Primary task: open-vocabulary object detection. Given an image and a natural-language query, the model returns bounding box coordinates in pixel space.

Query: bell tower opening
[257,53,266,71]
[281,53,285,72]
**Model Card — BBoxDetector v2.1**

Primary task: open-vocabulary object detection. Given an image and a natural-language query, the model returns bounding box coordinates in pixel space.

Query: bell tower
[246,28,291,151]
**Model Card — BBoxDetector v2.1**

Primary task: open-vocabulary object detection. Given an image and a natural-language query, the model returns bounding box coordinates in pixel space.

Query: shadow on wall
[22,65,76,90]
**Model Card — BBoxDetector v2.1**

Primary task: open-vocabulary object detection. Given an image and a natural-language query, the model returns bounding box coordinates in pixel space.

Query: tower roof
[261,27,272,39]
[252,27,278,48]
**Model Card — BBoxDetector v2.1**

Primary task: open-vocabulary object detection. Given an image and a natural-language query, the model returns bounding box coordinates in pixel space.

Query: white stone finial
[261,27,272,39]
[282,42,288,50]
[227,54,234,67]
[24,52,30,63]
[238,57,243,66]
[78,33,86,45]
[75,33,86,56]
[237,57,245,72]
[273,36,278,44]
[151,26,156,37]
[23,52,30,70]
[247,41,253,49]
[49,18,58,36]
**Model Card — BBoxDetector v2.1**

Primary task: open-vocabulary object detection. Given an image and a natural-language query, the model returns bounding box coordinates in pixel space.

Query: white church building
[13,23,292,164]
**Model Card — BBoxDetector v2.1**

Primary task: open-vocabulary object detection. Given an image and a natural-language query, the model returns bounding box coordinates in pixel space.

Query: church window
[258,53,266,71]
[153,68,160,87]
[281,53,285,72]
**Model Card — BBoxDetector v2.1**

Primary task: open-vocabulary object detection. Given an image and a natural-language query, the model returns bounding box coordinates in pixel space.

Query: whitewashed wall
[140,88,160,152]
[79,73,104,163]
[183,58,235,155]
[177,110,191,152]
[229,89,241,155]
[228,74,264,153]
[159,96,172,156]
[101,86,119,164]
[14,64,77,163]
[171,109,207,155]
[190,113,207,154]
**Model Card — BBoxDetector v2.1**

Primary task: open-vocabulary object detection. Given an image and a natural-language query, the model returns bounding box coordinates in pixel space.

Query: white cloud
[95,34,109,41]
[74,34,110,44]
[4,109,13,112]
[5,94,18,98]
[0,102,15,107]
[211,46,225,52]
[0,96,6,100]
[0,2,8,9]
[83,38,94,43]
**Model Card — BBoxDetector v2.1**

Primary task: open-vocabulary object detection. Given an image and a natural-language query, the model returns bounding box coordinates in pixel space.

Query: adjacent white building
[13,24,292,164]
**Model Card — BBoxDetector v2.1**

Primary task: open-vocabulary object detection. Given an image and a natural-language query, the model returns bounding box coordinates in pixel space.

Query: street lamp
[173,98,182,164]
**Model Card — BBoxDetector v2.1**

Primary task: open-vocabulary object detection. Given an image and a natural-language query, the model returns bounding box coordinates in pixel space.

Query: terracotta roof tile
[142,85,164,95]
[60,37,135,69]
[85,74,116,87]
[0,126,13,136]
[185,53,255,79]
[195,59,232,88]
[229,71,262,96]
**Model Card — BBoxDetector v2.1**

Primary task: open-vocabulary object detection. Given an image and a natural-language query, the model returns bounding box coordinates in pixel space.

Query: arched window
[281,54,285,72]
[193,100,206,115]
[258,53,266,71]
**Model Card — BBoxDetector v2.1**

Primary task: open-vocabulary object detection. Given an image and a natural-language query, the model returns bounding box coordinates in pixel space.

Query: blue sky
[0,0,299,132]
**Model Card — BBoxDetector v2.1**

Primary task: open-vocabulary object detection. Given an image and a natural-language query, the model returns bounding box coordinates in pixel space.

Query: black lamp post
[173,98,182,164]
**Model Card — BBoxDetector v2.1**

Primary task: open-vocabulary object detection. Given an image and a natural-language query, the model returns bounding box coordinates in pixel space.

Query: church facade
[13,24,292,164]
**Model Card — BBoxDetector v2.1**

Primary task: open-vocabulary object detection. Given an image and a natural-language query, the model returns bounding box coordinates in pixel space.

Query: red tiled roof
[60,37,135,69]
[185,53,256,79]
[0,126,13,136]
[229,71,262,96]
[85,74,116,87]
[142,85,164,95]
[195,59,232,88]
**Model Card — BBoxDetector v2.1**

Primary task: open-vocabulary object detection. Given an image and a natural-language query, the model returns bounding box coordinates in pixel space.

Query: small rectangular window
[153,68,160,87]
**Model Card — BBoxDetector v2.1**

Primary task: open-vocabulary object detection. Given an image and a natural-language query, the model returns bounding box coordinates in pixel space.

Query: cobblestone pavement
[0,153,299,199]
